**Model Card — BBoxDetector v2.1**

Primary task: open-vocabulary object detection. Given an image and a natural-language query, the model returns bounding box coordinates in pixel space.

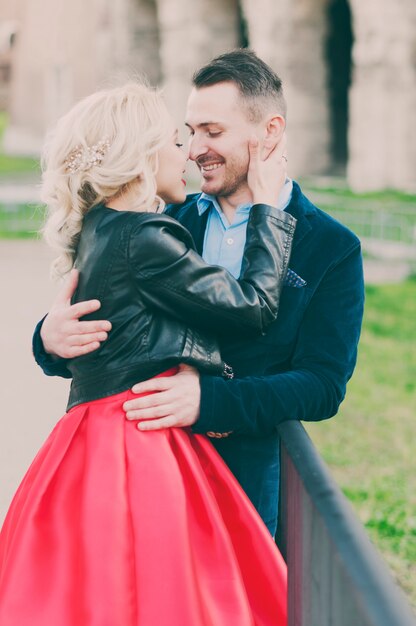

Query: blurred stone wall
[0,0,21,111]
[2,0,416,191]
[347,0,416,190]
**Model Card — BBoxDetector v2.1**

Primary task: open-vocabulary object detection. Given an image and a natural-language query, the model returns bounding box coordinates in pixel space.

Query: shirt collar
[196,177,293,216]
[197,194,222,216]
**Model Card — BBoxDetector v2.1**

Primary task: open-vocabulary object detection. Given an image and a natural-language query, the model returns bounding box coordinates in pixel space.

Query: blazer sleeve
[32,317,73,378]
[127,205,296,335]
[192,241,365,433]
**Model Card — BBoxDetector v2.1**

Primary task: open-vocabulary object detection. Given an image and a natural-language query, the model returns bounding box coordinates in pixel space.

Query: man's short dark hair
[192,49,286,122]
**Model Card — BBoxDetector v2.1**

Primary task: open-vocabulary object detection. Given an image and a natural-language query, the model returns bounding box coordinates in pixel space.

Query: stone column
[241,0,332,178]
[0,0,22,112]
[348,0,416,190]
[4,0,129,155]
[126,0,161,87]
[155,0,240,130]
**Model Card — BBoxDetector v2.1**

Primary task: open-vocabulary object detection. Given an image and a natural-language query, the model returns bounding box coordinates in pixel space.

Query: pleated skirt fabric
[0,370,286,625]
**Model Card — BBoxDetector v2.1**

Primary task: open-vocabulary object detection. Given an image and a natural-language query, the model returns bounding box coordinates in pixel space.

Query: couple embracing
[0,50,364,625]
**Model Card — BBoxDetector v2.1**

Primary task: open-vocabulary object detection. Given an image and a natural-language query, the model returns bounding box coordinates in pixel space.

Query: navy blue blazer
[165,181,365,532]
[33,181,364,535]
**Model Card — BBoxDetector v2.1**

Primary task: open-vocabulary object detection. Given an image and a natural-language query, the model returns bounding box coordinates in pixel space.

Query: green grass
[0,112,40,177]
[306,280,416,606]
[0,153,40,176]
[0,113,42,236]
[0,111,7,139]
[0,203,45,238]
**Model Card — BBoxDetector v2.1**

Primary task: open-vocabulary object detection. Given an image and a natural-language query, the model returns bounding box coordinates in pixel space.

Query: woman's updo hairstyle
[42,81,172,278]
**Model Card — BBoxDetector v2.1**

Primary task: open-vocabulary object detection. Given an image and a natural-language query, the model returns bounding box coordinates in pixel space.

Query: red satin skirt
[0,369,287,625]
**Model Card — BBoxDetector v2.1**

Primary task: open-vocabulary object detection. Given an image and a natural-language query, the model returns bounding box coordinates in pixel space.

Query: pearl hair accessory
[64,138,111,174]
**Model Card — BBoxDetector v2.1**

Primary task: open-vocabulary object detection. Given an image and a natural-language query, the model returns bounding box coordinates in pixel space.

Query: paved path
[0,240,69,522]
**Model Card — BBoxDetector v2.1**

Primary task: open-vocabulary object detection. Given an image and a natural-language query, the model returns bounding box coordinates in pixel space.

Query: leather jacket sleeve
[128,205,296,335]
[32,203,295,377]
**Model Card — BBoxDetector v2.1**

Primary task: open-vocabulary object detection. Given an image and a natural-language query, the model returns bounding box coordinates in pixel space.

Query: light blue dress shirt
[197,178,293,278]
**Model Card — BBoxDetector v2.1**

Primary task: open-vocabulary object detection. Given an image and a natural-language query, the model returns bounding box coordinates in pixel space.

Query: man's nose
[188,134,208,162]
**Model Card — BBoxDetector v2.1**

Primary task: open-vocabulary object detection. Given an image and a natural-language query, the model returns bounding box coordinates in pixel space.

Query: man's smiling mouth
[200,162,224,172]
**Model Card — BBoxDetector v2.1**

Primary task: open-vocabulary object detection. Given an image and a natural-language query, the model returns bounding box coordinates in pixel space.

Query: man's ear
[263,115,285,150]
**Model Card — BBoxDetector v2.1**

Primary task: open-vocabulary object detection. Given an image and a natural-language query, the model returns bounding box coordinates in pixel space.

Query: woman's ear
[263,115,285,150]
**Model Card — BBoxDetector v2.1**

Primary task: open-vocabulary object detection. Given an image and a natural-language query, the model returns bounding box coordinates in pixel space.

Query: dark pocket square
[284,268,307,288]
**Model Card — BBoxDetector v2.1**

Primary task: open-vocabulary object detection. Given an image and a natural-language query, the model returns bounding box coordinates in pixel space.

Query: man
[33,50,364,536]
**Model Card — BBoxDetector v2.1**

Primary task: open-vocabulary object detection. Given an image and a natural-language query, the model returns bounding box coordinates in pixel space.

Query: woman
[0,82,295,625]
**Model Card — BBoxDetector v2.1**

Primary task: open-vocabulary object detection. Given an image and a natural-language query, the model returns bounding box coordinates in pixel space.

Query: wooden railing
[276,421,416,626]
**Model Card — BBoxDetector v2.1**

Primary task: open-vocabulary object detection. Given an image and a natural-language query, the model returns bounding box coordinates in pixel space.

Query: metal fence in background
[276,421,416,626]
[304,189,416,249]
[329,206,416,246]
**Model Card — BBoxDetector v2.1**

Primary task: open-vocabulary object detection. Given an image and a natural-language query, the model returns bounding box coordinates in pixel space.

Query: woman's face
[155,129,187,204]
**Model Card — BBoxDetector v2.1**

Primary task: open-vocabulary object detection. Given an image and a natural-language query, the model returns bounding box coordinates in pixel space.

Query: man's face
[185,82,258,199]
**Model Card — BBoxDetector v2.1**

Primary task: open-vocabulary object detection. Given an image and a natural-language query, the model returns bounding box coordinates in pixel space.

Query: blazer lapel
[178,202,209,255]
[285,182,313,251]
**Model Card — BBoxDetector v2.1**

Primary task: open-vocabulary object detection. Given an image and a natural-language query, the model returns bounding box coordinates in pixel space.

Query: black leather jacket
[65,203,296,409]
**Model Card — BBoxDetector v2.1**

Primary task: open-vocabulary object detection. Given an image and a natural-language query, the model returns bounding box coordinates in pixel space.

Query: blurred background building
[1,0,416,191]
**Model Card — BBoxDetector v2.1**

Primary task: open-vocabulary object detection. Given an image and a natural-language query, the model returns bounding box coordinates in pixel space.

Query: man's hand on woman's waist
[41,269,111,358]
[123,364,201,431]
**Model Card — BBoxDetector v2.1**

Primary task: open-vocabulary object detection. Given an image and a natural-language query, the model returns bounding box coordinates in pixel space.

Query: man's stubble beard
[201,156,248,199]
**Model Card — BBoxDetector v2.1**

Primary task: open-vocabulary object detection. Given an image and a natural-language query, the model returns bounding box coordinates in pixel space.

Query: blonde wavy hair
[41,81,172,279]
